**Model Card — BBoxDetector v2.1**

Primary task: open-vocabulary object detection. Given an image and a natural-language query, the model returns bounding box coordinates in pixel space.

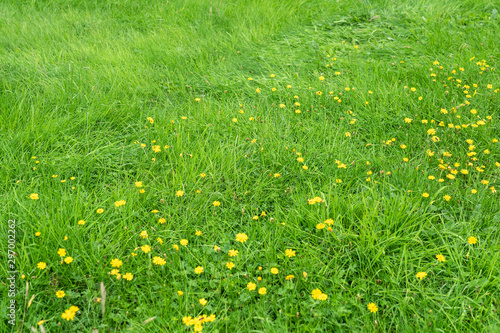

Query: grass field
[1,0,500,331]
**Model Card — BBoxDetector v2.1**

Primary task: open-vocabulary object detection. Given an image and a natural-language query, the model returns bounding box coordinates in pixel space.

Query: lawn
[1,0,499,332]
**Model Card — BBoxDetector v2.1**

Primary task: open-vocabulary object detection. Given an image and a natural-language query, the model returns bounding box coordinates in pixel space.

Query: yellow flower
[110,269,119,276]
[158,218,166,224]
[173,244,179,251]
[285,275,295,280]
[228,249,238,257]
[61,309,76,321]
[123,273,134,281]
[213,201,221,207]
[199,298,207,306]
[200,173,206,178]
[324,219,334,225]
[77,220,85,225]
[64,257,73,264]
[176,190,184,197]
[195,231,202,236]
[194,266,204,274]
[258,287,267,295]
[139,231,148,239]
[180,239,188,246]
[114,200,126,207]
[96,208,104,214]
[312,197,323,203]
[236,233,248,243]
[147,117,154,124]
[37,262,47,269]
[177,290,183,296]
[311,289,328,301]
[252,215,259,220]
[367,303,378,313]
[247,282,256,291]
[285,249,296,258]
[153,256,166,265]
[436,254,446,262]
[422,192,429,198]
[271,267,279,275]
[468,236,477,245]
[57,248,66,257]
[443,195,451,201]
[37,320,45,325]
[30,193,39,200]
[110,258,123,268]
[55,290,65,298]
[316,223,325,230]
[35,232,41,237]
[141,245,151,253]
[135,181,143,187]
[416,271,427,280]
[182,316,193,326]
[226,262,235,270]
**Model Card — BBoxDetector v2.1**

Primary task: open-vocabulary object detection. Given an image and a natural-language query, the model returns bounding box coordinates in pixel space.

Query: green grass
[1,0,500,331]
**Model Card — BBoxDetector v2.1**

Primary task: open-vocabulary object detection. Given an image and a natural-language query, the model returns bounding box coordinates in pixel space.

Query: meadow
[1,0,499,331]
